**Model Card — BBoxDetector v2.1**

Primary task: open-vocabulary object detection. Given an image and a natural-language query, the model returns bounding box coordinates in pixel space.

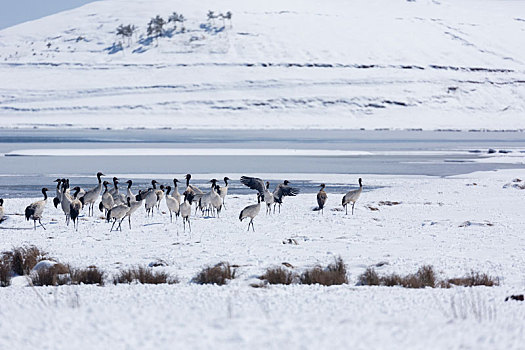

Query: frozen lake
[0,129,524,198]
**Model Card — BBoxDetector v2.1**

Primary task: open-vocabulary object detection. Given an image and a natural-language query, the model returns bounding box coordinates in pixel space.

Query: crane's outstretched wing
[240,176,265,195]
[273,185,300,203]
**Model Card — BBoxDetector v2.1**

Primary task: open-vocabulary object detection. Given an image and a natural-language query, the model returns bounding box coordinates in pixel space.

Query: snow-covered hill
[0,0,525,130]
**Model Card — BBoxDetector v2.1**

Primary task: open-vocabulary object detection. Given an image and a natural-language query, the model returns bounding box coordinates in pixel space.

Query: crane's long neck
[97,173,102,183]
[42,189,48,201]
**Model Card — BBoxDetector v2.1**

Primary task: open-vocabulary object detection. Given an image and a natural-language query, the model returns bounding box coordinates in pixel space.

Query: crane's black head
[0,198,3,206]
[103,180,110,186]
[224,177,230,181]
[73,186,81,195]
[166,185,172,193]
[151,180,158,184]
[283,180,290,185]
[113,177,118,182]
[358,178,362,186]
[185,174,191,180]
[173,178,179,183]
[126,179,132,187]
[42,187,49,192]
[210,179,218,184]
[160,184,165,190]
[320,183,326,188]
[97,172,104,177]
[54,178,61,183]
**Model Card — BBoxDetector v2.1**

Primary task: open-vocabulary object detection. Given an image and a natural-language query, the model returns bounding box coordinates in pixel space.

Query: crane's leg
[33,219,37,230]
[183,218,186,232]
[188,218,191,235]
[110,218,117,232]
[345,204,348,215]
[352,202,355,215]
[118,217,125,231]
[170,211,173,223]
[128,216,132,229]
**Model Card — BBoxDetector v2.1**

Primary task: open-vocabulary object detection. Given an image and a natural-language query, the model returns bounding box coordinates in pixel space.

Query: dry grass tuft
[113,266,177,285]
[300,257,348,286]
[0,257,10,287]
[358,267,380,286]
[5,246,49,276]
[358,265,437,288]
[193,262,236,285]
[31,265,70,286]
[448,271,500,287]
[70,266,105,285]
[358,266,499,289]
[260,267,297,285]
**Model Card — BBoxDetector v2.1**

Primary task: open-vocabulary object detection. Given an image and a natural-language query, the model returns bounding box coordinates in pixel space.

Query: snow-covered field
[1,0,525,130]
[0,170,524,349]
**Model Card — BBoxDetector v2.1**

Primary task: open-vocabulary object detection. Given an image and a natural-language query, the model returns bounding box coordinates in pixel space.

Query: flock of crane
[0,173,363,232]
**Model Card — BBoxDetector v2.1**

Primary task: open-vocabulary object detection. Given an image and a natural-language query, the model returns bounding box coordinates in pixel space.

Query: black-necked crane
[172,178,181,203]
[240,177,273,214]
[70,186,84,231]
[155,184,165,210]
[342,178,363,215]
[0,198,4,222]
[125,195,143,229]
[210,182,223,217]
[180,190,194,233]
[239,193,262,232]
[199,179,220,216]
[263,181,274,214]
[317,184,328,215]
[59,180,72,226]
[125,180,135,201]
[144,180,159,217]
[107,197,131,232]
[99,180,115,215]
[109,177,126,205]
[273,180,299,213]
[81,172,104,216]
[25,187,49,230]
[165,185,180,222]
[218,177,230,208]
[184,174,203,195]
[53,178,62,208]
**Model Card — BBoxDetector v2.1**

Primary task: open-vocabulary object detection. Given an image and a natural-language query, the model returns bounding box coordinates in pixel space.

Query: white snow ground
[1,0,525,130]
[0,170,524,349]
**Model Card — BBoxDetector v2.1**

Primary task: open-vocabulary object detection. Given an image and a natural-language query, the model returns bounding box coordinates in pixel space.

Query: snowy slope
[0,0,525,130]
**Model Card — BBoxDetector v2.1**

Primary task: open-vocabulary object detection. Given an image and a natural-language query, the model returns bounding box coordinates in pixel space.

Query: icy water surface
[0,129,524,198]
